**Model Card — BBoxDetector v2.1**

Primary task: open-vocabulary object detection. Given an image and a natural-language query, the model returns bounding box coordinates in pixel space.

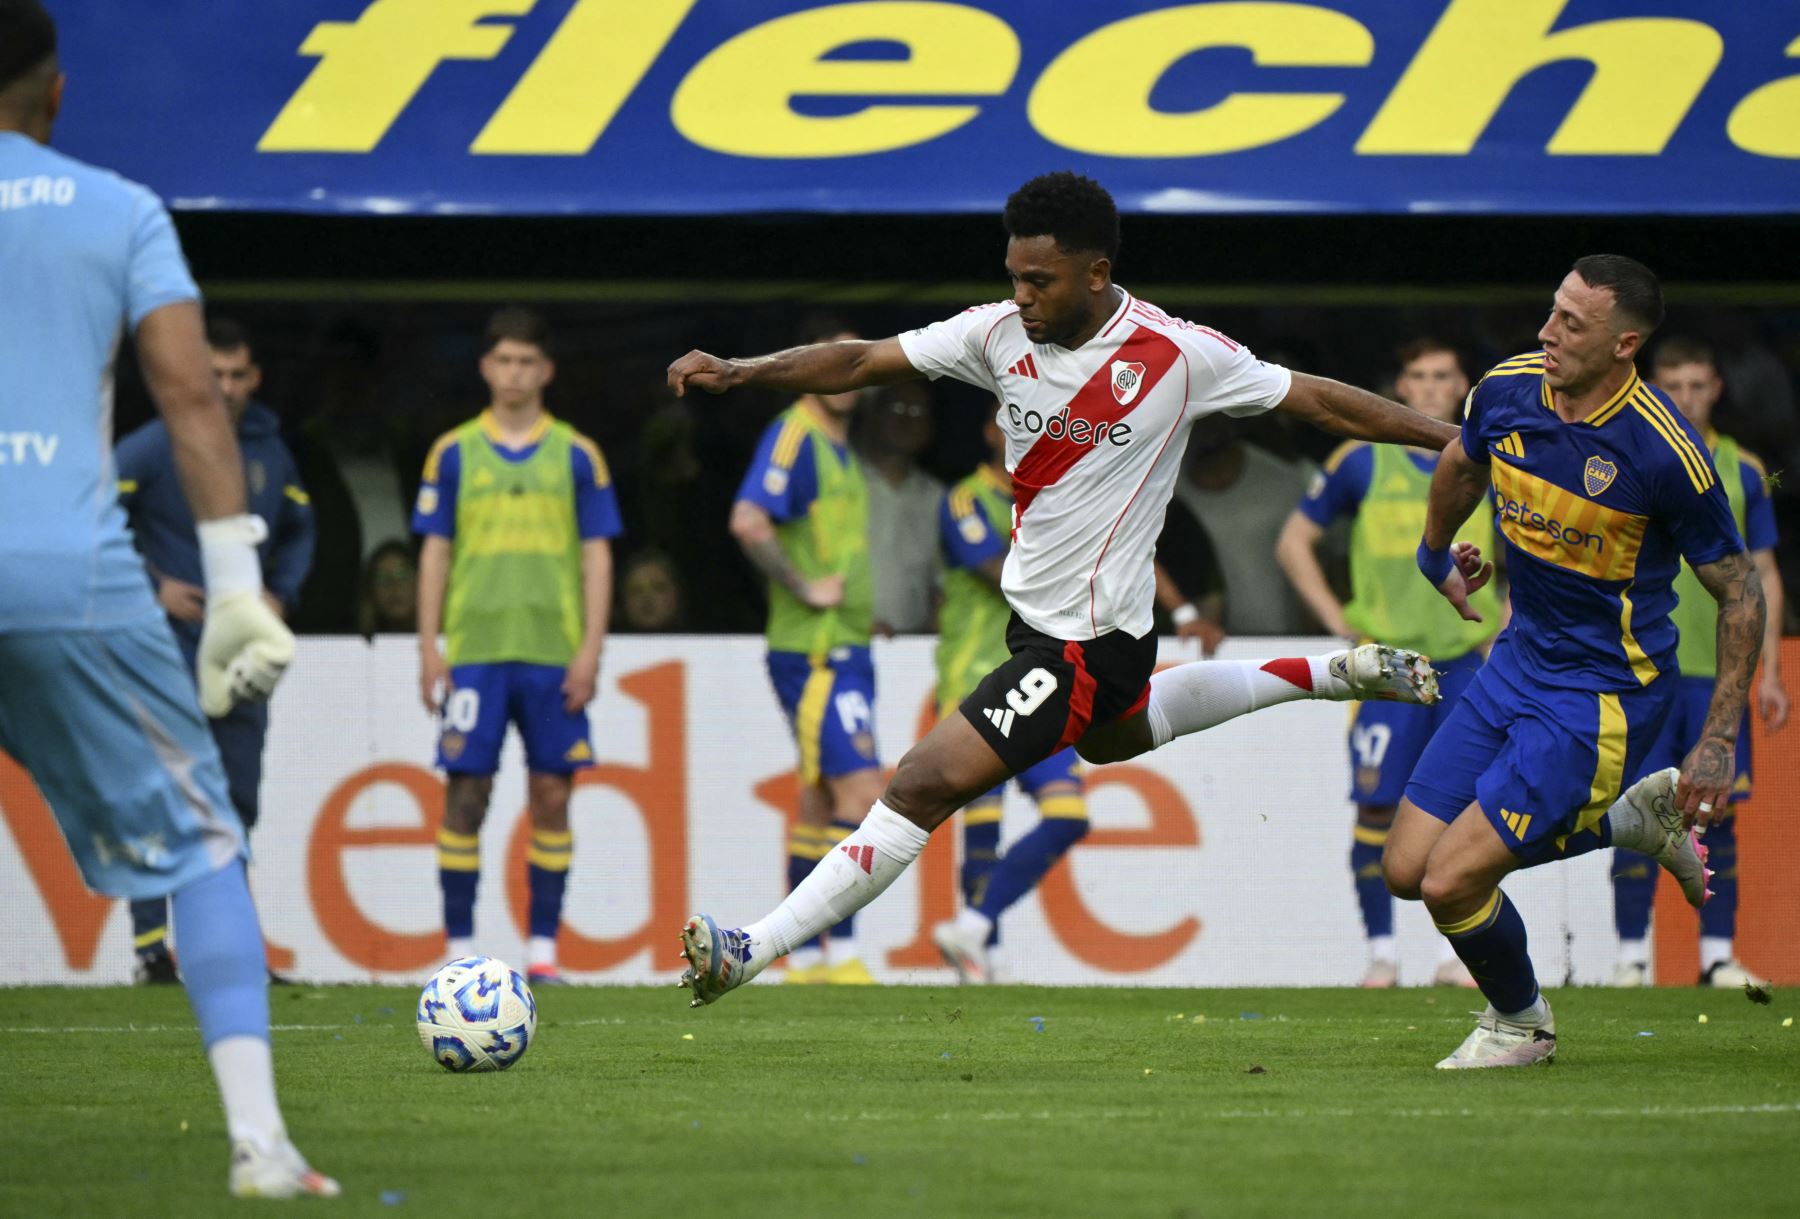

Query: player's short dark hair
[206,316,254,359]
[483,306,552,357]
[0,0,56,94]
[1395,337,1462,374]
[1651,334,1716,374]
[1571,254,1664,336]
[1004,172,1120,263]
[796,311,856,346]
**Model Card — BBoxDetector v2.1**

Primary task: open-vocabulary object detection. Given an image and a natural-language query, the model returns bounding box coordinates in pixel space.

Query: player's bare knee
[1382,846,1424,900]
[444,775,493,834]
[527,772,572,831]
[1418,866,1477,914]
[881,755,960,832]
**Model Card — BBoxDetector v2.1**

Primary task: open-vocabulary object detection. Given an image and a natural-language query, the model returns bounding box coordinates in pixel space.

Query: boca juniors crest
[1111,360,1147,406]
[1584,456,1619,496]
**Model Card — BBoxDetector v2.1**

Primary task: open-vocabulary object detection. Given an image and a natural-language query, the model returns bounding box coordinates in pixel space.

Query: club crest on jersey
[1583,456,1618,496]
[1111,360,1147,405]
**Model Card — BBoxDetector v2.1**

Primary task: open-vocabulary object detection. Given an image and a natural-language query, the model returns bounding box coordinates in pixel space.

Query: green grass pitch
[4,984,1795,1217]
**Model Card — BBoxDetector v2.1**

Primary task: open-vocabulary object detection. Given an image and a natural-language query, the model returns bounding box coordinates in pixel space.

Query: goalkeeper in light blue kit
[0,1,335,1198]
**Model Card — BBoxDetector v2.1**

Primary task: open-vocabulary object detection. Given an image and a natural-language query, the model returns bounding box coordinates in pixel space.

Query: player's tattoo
[1694,549,1765,748]
[740,533,814,601]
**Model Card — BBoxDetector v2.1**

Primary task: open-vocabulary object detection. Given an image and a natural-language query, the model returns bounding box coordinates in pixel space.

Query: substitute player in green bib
[413,308,622,986]
[929,413,1087,983]
[732,319,883,984]
[1278,339,1498,988]
[1610,336,1787,988]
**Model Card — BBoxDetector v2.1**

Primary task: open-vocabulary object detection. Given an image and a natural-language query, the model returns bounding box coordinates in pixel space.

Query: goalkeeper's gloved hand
[196,515,296,717]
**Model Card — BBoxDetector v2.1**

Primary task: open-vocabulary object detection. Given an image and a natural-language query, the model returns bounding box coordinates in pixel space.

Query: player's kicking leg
[680,629,1438,1007]
[0,625,337,1197]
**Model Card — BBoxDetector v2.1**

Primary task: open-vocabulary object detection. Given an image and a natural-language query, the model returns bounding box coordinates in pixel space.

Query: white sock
[529,935,557,970]
[1701,936,1734,970]
[829,932,865,965]
[1146,657,1340,748]
[208,1035,286,1151]
[1603,790,1663,853]
[956,907,995,942]
[446,936,474,961]
[1367,934,1396,964]
[1500,994,1550,1026]
[1616,937,1649,968]
[744,801,929,966]
[787,944,824,971]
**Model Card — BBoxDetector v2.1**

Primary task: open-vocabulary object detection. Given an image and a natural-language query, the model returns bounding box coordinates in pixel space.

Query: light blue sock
[172,859,269,1047]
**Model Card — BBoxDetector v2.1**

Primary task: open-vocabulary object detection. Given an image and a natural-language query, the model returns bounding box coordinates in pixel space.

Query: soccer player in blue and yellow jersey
[1611,337,1788,989]
[413,308,622,986]
[929,413,1088,983]
[1389,256,1762,1068]
[731,318,883,985]
[0,1,331,1194]
[1277,339,1495,989]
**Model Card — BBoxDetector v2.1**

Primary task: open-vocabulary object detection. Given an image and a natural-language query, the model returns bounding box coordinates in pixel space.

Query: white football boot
[1618,768,1714,908]
[228,1138,340,1199]
[678,914,763,1008]
[1432,958,1479,988]
[1330,644,1440,705]
[1703,958,1770,989]
[1608,960,1650,988]
[1358,958,1398,989]
[932,920,993,984]
[1436,1002,1557,1070]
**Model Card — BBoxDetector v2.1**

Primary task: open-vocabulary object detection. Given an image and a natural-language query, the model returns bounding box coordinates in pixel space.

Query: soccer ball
[416,956,537,1072]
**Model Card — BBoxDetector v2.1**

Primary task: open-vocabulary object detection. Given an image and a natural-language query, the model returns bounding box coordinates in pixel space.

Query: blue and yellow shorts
[767,647,880,785]
[1632,674,1751,805]
[438,662,595,776]
[1404,638,1676,860]
[1348,649,1484,807]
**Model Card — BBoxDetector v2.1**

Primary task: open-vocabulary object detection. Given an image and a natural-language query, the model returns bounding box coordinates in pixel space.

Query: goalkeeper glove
[196,515,296,717]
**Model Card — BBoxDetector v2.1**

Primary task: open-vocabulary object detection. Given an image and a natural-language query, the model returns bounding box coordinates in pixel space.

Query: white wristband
[198,514,268,600]
[1171,602,1202,628]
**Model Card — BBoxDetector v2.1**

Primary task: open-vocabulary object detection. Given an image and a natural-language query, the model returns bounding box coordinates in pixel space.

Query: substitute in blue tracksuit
[115,318,315,980]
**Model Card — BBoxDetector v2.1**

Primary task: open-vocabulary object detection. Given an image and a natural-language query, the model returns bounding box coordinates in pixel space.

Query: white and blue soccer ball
[416,956,537,1072]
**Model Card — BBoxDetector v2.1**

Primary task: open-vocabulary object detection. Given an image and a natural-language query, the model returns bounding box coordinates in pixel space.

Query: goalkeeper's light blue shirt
[0,131,199,631]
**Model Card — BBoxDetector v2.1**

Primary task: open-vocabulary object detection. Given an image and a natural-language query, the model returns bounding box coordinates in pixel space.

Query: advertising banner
[12,634,1768,990]
[47,1,1800,216]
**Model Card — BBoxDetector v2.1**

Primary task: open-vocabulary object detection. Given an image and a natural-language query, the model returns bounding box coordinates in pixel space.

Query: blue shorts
[1404,638,1676,859]
[970,746,1083,806]
[0,621,244,900]
[1632,675,1752,804]
[1349,649,1485,806]
[438,662,594,775]
[767,647,880,785]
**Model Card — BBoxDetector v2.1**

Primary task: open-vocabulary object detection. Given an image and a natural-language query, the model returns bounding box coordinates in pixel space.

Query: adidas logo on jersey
[1007,353,1039,380]
[983,706,1016,737]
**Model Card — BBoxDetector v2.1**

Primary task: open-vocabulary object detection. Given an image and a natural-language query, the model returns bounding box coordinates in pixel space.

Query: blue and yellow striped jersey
[1464,351,1743,692]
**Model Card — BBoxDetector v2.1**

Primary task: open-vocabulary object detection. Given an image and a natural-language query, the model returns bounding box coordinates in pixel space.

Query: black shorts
[957,614,1158,775]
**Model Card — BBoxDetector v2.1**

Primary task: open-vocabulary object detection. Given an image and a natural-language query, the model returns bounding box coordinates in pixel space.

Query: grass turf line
[2,985,1794,1219]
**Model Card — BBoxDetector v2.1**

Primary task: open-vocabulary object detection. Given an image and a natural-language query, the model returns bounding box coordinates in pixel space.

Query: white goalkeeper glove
[196,514,296,717]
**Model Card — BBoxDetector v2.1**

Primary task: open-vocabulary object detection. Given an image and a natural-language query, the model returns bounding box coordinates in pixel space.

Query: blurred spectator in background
[859,381,944,635]
[1170,416,1318,634]
[359,539,417,636]
[115,316,314,983]
[618,549,688,632]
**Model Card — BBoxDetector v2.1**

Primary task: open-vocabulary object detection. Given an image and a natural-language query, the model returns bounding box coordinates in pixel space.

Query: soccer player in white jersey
[667,173,1458,1005]
[0,1,334,1197]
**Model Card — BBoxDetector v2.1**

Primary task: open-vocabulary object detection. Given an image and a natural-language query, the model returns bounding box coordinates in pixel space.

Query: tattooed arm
[1680,549,1766,828]
[730,500,843,609]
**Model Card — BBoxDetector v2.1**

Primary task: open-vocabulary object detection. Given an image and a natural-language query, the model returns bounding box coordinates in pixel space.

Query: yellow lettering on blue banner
[1489,454,1645,582]
[1728,35,1800,158]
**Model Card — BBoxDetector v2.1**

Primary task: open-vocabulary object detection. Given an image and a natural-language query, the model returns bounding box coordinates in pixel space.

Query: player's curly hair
[0,0,55,96]
[1004,172,1120,263]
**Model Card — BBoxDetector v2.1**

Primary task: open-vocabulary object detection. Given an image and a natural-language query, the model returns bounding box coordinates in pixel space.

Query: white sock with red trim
[744,802,930,964]
[1145,657,1338,748]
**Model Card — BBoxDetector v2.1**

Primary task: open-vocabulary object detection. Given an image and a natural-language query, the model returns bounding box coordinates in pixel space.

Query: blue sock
[826,820,859,945]
[1351,812,1393,940]
[130,896,169,955]
[438,827,479,940]
[1437,890,1539,1016]
[527,830,572,941]
[976,801,1088,924]
[1699,814,1739,939]
[171,860,268,1046]
[961,799,1004,944]
[1611,848,1657,941]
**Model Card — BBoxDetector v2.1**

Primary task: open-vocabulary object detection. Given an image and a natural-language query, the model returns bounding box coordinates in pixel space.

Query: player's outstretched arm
[1416,437,1495,623]
[669,336,918,397]
[1681,550,1767,827]
[1275,372,1459,452]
